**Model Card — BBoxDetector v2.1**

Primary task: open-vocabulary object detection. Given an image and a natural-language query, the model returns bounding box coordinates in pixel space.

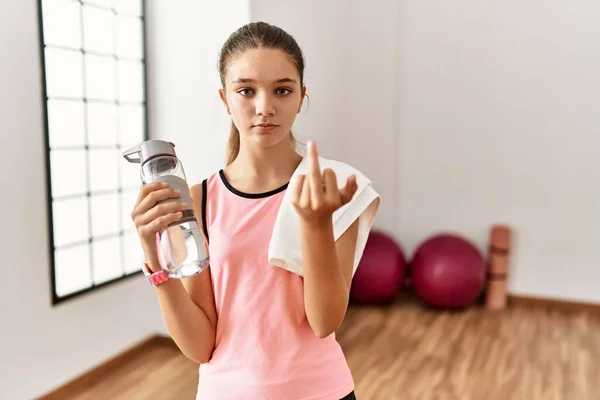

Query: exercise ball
[350,231,406,304]
[411,233,485,310]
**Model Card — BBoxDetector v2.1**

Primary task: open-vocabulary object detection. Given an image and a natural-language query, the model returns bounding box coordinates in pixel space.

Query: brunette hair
[217,22,305,165]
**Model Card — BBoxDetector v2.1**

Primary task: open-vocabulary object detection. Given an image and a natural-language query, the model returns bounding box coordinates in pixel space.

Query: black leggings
[340,391,357,400]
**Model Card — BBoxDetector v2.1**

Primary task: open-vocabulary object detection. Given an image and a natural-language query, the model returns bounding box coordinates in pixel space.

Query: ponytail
[226,121,240,166]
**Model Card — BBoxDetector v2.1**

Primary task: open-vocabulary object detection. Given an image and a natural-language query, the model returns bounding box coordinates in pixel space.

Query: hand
[130,182,188,270]
[292,141,358,229]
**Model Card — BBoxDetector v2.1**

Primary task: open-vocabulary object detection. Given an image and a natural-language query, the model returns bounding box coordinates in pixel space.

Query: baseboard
[509,294,600,315]
[37,334,176,400]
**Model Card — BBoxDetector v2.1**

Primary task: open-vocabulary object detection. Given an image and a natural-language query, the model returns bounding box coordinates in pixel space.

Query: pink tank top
[195,170,355,400]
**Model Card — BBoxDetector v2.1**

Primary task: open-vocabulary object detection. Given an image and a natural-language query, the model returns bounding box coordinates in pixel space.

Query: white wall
[146,0,250,184]
[251,1,600,303]
[395,1,600,303]
[0,0,252,397]
[0,2,166,399]
[250,0,400,234]
[249,0,350,163]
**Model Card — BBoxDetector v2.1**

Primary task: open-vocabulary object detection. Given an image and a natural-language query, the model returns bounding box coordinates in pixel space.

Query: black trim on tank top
[340,391,356,400]
[218,169,289,199]
[201,178,209,242]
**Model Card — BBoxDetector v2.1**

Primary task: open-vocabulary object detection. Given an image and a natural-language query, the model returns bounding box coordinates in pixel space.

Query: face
[219,48,305,149]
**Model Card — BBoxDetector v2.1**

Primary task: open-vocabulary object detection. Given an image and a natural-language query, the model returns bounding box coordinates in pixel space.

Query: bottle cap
[122,140,177,166]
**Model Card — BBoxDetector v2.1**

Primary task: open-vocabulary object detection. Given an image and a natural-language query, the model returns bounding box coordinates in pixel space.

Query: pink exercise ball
[350,231,406,304]
[411,233,485,310]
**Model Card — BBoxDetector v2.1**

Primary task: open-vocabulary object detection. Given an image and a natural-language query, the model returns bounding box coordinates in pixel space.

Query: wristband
[141,263,169,286]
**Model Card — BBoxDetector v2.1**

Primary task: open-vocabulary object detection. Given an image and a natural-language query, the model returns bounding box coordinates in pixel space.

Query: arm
[152,272,217,363]
[292,140,361,338]
[301,218,359,338]
[146,183,218,364]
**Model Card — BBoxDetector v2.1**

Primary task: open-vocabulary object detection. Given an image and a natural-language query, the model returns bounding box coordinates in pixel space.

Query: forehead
[226,48,300,83]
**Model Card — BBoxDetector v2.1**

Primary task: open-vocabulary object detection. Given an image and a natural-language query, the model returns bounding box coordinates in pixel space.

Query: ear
[298,86,307,114]
[219,88,230,114]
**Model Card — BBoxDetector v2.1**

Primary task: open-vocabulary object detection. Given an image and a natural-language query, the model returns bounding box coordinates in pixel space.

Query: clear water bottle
[122,140,209,278]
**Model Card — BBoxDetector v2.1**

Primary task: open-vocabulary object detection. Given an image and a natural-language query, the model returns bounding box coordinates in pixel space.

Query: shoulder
[189,171,220,212]
[190,182,204,201]
[189,170,220,197]
[190,180,206,200]
[189,177,213,240]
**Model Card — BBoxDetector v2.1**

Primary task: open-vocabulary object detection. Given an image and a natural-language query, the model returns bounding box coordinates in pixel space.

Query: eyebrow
[232,78,298,84]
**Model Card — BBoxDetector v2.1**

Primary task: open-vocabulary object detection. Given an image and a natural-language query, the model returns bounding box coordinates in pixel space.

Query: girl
[131,22,365,399]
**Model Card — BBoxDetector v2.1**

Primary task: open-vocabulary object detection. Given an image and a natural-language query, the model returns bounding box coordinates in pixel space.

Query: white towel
[268,156,381,277]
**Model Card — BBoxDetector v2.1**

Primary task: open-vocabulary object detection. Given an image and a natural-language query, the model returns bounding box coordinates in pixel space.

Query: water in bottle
[122,140,209,278]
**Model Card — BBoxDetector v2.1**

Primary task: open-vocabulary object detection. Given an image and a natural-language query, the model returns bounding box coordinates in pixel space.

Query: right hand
[130,182,188,269]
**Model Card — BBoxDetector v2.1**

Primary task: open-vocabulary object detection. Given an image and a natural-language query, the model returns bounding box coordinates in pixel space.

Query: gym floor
[338,297,599,399]
[47,296,600,400]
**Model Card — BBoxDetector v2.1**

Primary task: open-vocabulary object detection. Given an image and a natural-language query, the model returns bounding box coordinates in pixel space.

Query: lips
[253,123,279,132]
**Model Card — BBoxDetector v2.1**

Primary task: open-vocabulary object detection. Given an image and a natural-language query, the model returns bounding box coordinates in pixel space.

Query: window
[38,0,148,304]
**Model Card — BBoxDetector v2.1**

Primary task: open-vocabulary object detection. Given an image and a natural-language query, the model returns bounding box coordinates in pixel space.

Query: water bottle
[122,139,209,278]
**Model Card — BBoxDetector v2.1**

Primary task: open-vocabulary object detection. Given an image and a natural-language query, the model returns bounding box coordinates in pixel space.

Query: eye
[276,88,292,96]
[237,88,254,96]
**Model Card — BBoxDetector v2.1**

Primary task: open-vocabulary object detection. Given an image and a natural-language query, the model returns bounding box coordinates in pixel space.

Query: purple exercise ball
[411,233,485,310]
[350,231,406,304]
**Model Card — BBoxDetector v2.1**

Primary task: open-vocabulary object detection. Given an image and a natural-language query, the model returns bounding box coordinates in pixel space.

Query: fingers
[292,142,359,220]
[307,141,324,205]
[135,201,188,227]
[140,211,183,239]
[299,174,311,209]
[136,181,167,205]
[291,174,306,207]
[339,174,358,205]
[134,187,181,216]
[307,141,321,194]
[291,174,311,210]
[307,141,320,180]
[131,181,186,243]
[322,168,337,198]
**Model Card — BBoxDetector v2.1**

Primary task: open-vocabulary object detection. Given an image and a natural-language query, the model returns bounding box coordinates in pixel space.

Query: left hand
[292,141,358,229]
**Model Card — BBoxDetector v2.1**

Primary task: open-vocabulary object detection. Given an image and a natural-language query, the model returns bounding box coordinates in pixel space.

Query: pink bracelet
[142,263,170,286]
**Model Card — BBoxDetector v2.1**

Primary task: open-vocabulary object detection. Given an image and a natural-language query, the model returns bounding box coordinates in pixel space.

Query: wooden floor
[338,297,600,400]
[45,297,600,400]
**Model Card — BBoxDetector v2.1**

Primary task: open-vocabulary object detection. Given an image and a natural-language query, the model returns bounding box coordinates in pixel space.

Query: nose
[255,92,276,117]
